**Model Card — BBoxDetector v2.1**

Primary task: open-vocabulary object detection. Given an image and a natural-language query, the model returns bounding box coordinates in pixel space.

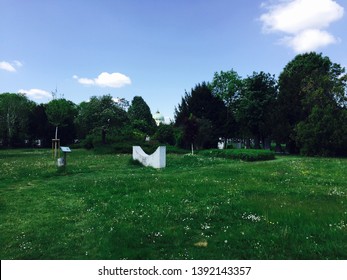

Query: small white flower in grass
[242,212,262,222]
[184,225,190,231]
[201,223,211,230]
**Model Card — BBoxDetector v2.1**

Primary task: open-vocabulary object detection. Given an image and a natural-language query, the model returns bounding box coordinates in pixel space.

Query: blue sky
[1,0,346,121]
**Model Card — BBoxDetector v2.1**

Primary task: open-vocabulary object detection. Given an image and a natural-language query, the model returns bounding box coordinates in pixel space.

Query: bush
[199,149,275,161]
[82,135,96,149]
[166,146,189,154]
[153,124,176,145]
[81,129,191,155]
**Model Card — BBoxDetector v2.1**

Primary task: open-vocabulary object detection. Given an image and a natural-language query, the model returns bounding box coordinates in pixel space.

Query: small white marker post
[59,146,71,167]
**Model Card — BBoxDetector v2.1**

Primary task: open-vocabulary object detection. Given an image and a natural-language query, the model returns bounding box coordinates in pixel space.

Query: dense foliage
[128,96,157,136]
[174,82,227,149]
[0,93,35,147]
[1,52,346,156]
[277,53,347,155]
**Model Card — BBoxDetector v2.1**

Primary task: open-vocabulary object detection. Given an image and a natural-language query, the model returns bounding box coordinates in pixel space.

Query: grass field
[0,149,346,260]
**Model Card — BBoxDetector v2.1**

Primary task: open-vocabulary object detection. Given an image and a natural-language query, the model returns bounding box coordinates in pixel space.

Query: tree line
[175,52,347,156]
[1,52,346,156]
[0,94,157,149]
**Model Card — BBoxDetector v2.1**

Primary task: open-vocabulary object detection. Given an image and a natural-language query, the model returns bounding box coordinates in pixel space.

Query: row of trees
[1,52,346,156]
[174,52,347,156]
[0,94,157,148]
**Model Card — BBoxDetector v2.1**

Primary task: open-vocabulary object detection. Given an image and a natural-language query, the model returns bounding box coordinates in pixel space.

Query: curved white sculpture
[132,146,166,168]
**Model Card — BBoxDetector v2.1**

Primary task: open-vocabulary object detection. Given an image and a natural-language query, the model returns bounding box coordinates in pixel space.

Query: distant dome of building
[153,110,165,126]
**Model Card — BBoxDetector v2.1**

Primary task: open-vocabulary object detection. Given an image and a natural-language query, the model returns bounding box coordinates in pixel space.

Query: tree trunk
[54,126,59,158]
[264,138,271,150]
[275,142,282,153]
[245,138,251,149]
[254,136,260,149]
[102,127,106,144]
[7,111,11,147]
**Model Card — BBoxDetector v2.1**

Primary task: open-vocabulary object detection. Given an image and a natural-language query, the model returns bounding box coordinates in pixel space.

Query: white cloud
[260,0,344,52]
[77,77,95,85]
[280,29,339,52]
[0,60,23,72]
[18,88,52,100]
[73,72,131,88]
[0,61,16,72]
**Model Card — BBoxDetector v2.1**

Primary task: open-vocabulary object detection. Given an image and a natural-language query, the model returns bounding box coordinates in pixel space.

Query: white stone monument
[132,146,166,169]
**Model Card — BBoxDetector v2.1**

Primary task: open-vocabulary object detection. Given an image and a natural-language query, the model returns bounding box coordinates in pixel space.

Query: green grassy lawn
[0,149,346,260]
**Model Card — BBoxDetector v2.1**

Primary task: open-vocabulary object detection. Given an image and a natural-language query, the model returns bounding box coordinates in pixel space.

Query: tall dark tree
[154,123,176,146]
[175,82,227,149]
[237,72,278,149]
[128,96,156,136]
[27,104,51,146]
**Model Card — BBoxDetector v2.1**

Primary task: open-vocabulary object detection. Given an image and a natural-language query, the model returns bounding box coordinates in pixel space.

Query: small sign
[60,146,71,153]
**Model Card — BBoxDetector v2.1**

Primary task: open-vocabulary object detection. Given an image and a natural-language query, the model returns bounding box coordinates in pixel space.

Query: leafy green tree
[128,96,156,136]
[210,69,243,110]
[75,95,128,143]
[45,98,78,144]
[277,52,347,154]
[295,105,347,156]
[154,123,176,146]
[237,72,278,149]
[209,69,243,138]
[0,93,35,147]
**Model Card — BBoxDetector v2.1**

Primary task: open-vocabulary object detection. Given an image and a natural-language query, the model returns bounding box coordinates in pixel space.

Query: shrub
[166,145,189,154]
[153,124,176,145]
[83,135,95,149]
[199,149,275,161]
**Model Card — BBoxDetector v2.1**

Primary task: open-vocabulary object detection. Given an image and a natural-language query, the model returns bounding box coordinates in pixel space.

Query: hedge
[199,149,275,161]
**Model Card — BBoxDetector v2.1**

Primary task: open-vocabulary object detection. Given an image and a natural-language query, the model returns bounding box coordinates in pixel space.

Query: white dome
[153,110,164,125]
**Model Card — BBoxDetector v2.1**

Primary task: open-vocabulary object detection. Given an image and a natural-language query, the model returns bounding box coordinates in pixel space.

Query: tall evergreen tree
[175,82,227,149]
[128,96,156,136]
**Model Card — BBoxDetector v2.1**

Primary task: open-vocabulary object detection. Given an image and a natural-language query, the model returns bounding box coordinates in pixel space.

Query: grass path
[0,149,346,259]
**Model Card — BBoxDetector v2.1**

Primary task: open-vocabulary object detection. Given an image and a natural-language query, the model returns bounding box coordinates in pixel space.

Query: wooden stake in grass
[52,138,60,159]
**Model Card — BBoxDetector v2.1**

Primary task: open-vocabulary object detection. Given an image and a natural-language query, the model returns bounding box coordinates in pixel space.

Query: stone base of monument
[132,146,166,169]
